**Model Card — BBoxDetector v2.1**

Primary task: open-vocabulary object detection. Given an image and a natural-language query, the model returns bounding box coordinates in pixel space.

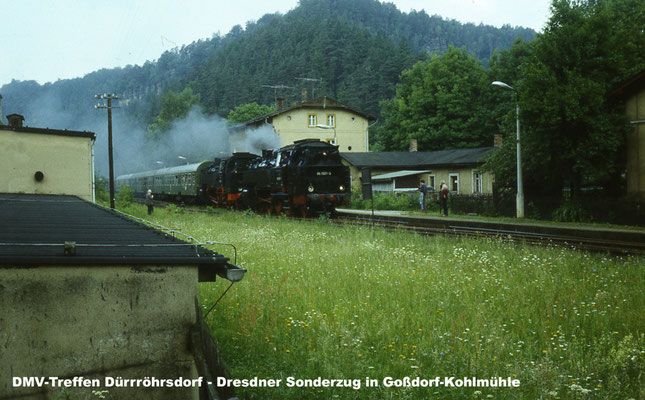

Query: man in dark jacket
[145,189,154,215]
[419,180,427,213]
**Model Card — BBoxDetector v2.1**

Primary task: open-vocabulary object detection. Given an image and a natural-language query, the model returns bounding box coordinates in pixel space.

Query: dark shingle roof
[0,194,230,268]
[341,147,497,168]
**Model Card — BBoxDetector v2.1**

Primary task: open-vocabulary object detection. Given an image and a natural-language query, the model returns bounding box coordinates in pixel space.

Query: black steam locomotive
[116,139,351,216]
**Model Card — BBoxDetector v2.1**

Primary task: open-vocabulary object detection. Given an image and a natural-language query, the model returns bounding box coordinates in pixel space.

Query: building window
[429,175,436,190]
[308,114,317,127]
[449,173,459,193]
[473,171,483,194]
[327,114,336,128]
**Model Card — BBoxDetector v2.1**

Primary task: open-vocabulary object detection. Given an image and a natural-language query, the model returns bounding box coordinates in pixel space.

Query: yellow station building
[235,97,375,152]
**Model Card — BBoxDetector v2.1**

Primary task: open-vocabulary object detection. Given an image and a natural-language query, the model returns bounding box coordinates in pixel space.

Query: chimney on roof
[494,135,503,147]
[276,97,285,110]
[409,138,418,152]
[7,114,25,127]
[301,88,308,103]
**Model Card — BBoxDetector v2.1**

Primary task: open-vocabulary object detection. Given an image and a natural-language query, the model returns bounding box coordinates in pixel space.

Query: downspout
[91,136,96,203]
[367,119,378,152]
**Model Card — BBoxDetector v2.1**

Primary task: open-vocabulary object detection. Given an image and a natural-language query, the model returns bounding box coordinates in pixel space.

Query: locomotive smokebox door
[361,168,372,200]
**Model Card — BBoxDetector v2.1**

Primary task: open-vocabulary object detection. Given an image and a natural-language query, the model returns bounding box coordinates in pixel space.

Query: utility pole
[95,94,120,209]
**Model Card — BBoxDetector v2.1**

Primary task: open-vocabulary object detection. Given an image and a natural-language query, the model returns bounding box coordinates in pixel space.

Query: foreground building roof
[0,194,239,280]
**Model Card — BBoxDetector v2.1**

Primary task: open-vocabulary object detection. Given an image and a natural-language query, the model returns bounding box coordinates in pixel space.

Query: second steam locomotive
[116,139,351,216]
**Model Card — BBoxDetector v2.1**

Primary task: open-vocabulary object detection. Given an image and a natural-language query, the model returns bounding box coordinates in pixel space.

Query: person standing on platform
[419,179,427,213]
[439,181,450,216]
[145,189,154,215]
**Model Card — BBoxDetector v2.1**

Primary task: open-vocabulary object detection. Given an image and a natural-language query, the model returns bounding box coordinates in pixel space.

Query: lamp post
[492,81,524,218]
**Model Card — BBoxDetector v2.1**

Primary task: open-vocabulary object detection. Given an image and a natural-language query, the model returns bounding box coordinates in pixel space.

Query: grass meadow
[121,204,644,399]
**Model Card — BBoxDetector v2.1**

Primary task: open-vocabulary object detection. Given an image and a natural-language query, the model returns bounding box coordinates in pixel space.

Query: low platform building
[0,193,244,400]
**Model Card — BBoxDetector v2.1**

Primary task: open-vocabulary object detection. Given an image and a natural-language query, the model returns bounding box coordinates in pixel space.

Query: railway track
[335,210,645,256]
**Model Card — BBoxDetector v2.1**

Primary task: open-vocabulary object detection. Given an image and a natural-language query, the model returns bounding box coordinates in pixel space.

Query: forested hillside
[0,0,534,130]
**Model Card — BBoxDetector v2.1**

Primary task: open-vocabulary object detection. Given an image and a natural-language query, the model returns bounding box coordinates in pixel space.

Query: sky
[0,0,552,87]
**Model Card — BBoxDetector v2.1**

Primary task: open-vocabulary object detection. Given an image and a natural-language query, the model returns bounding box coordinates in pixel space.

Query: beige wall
[0,129,94,201]
[345,162,494,195]
[625,87,645,200]
[0,266,200,400]
[427,168,494,195]
[271,108,369,152]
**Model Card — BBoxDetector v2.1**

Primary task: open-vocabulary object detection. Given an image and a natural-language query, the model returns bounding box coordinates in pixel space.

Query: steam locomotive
[116,139,351,216]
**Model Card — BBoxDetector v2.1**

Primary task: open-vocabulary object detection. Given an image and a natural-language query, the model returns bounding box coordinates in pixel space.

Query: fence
[450,192,645,226]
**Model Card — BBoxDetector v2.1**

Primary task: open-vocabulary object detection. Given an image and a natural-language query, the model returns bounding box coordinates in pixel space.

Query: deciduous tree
[377,47,497,151]
[227,102,276,124]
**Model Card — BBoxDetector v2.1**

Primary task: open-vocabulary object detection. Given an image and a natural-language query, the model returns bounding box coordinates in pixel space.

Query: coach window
[308,114,317,127]
[449,173,459,194]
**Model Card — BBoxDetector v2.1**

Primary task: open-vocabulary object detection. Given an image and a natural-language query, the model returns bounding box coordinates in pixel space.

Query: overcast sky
[0,0,552,87]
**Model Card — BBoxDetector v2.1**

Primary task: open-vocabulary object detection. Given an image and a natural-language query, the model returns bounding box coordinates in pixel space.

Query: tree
[227,102,276,124]
[146,88,202,139]
[376,47,498,151]
[486,0,645,198]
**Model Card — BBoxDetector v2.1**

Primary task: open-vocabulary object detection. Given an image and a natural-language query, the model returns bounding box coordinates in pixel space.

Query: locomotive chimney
[301,88,308,103]
[276,97,285,110]
[7,113,25,127]
[409,138,418,152]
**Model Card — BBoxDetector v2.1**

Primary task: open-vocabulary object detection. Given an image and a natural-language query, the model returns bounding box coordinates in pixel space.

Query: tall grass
[130,205,644,399]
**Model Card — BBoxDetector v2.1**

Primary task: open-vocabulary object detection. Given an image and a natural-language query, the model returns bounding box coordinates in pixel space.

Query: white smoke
[117,106,281,175]
[229,123,282,155]
[2,91,281,177]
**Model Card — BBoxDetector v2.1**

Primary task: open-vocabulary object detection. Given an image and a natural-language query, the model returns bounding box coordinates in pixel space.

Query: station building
[234,96,375,152]
[341,147,498,196]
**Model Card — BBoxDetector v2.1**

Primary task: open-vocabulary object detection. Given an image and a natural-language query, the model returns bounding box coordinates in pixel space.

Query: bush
[552,202,592,223]
[94,175,110,204]
[350,189,435,212]
[115,185,134,208]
